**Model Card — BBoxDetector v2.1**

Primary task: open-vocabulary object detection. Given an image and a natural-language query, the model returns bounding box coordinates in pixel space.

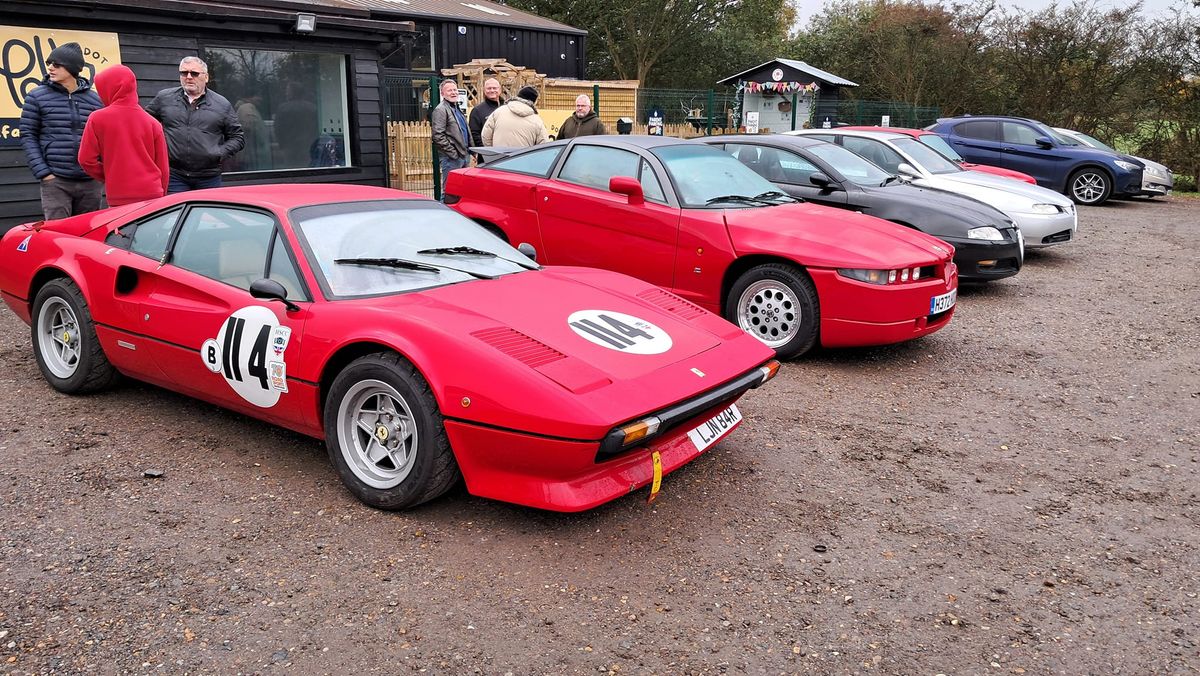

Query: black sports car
[705,134,1023,282]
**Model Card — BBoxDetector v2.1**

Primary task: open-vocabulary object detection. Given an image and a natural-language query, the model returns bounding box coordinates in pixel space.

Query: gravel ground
[1,196,1197,674]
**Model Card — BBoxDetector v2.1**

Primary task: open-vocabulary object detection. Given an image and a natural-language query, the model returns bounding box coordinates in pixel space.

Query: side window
[488,146,564,178]
[120,209,182,259]
[638,160,666,203]
[267,230,309,301]
[1002,122,1042,146]
[843,137,901,173]
[775,150,819,184]
[170,206,276,291]
[806,134,836,143]
[558,145,641,192]
[955,120,998,141]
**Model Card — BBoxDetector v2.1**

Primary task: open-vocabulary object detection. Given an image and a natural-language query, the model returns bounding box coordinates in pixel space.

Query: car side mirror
[609,176,645,205]
[1035,136,1053,149]
[517,242,538,263]
[809,172,840,190]
[250,278,300,312]
[896,163,919,178]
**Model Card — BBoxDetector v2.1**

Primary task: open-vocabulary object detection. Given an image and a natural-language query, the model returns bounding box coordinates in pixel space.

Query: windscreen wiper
[335,256,495,280]
[416,246,537,270]
[705,194,766,206]
[753,190,798,203]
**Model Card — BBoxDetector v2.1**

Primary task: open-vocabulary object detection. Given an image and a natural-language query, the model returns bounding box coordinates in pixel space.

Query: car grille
[1042,230,1073,244]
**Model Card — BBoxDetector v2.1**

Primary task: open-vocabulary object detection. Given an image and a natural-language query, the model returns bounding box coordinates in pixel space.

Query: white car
[788,129,1078,248]
[1053,127,1173,198]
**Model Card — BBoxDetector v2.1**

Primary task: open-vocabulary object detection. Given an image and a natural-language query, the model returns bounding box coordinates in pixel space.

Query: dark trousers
[168,173,223,194]
[40,177,103,220]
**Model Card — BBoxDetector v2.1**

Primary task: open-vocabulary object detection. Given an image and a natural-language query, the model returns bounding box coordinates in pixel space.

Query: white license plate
[686,404,743,453]
[930,289,957,314]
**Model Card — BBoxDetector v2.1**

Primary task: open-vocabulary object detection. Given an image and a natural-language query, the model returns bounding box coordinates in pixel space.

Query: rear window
[954,120,998,141]
[486,146,563,178]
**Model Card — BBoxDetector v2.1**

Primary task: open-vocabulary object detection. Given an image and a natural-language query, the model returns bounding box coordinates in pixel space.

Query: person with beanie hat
[78,65,170,206]
[19,42,104,219]
[482,85,549,148]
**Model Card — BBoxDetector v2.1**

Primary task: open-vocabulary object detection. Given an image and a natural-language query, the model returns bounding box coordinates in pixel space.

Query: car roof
[566,134,709,150]
[838,126,929,138]
[799,128,910,142]
[704,134,827,149]
[937,115,1040,124]
[151,183,425,211]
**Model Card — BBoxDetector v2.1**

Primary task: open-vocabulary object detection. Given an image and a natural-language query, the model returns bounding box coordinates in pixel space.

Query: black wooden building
[0,0,584,231]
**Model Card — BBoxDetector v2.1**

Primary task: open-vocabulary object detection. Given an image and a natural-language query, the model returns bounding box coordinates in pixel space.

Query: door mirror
[250,278,300,312]
[1034,136,1053,149]
[609,176,645,205]
[809,172,839,190]
[896,163,919,178]
[517,242,538,263]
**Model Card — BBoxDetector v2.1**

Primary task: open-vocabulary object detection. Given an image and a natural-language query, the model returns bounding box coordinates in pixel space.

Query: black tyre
[725,263,819,360]
[1067,167,1112,205]
[31,278,120,394]
[324,352,460,509]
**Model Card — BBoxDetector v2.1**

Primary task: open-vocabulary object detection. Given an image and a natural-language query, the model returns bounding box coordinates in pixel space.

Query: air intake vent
[636,288,706,320]
[471,327,566,367]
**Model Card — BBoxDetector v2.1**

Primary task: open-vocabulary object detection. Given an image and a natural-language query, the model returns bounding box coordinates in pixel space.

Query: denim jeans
[440,156,469,199]
[168,173,223,194]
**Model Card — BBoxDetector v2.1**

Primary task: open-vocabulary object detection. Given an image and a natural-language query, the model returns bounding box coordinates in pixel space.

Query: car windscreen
[291,200,534,298]
[916,134,964,162]
[1071,132,1114,152]
[891,137,962,175]
[805,142,893,186]
[651,144,783,207]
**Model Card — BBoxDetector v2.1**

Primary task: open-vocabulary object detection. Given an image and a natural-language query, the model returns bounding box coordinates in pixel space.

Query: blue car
[926,115,1143,206]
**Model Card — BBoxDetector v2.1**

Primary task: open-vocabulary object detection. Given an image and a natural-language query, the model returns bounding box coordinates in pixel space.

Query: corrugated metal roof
[717,58,858,87]
[290,0,585,34]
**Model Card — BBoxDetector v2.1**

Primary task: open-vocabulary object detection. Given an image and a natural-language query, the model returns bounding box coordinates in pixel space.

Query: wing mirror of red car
[250,278,300,312]
[517,242,538,263]
[609,176,645,205]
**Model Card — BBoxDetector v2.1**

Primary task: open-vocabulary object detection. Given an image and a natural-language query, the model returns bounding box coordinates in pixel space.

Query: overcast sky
[792,0,1196,28]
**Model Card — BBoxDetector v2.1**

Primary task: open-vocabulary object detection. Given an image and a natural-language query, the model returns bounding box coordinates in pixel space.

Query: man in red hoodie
[78,65,170,206]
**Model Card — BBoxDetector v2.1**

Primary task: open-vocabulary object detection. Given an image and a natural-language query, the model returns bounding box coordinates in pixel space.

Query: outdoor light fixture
[294,12,317,33]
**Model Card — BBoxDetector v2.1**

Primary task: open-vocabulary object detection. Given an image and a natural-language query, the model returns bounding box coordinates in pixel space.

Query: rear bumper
[445,396,746,512]
[810,264,958,348]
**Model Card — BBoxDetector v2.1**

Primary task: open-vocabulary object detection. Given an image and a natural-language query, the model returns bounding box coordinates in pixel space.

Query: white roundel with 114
[201,306,292,407]
[567,310,672,354]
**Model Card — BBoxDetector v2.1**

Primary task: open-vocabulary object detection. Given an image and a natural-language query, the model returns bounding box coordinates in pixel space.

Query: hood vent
[637,288,705,320]
[472,327,566,367]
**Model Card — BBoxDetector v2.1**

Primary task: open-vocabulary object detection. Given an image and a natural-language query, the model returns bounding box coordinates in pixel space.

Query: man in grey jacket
[430,79,469,198]
[146,56,244,193]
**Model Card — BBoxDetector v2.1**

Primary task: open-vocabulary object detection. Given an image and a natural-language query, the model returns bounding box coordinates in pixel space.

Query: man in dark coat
[557,94,607,139]
[19,42,104,219]
[468,77,503,158]
[146,56,244,193]
[430,79,469,198]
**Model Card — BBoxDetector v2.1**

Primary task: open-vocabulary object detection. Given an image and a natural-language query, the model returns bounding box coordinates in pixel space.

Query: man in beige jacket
[482,86,549,147]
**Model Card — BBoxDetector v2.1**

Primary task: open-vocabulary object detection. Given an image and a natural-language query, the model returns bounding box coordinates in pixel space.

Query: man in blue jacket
[19,42,104,219]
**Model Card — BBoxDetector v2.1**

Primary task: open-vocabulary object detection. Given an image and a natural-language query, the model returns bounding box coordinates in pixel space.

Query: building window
[381,24,435,72]
[206,48,351,172]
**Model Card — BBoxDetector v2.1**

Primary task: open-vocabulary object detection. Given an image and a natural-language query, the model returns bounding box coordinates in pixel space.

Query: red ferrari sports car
[448,136,958,359]
[0,185,779,512]
[838,126,1038,184]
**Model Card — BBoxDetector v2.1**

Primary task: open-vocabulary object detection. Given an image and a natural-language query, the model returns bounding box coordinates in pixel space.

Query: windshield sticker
[200,306,289,407]
[568,310,673,354]
[17,235,31,252]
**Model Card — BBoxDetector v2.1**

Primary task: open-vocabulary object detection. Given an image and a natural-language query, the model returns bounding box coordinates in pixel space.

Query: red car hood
[416,268,742,383]
[961,162,1037,184]
[723,203,955,269]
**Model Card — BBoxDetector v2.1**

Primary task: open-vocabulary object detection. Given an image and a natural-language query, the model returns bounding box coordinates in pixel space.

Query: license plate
[930,289,957,314]
[686,404,743,453]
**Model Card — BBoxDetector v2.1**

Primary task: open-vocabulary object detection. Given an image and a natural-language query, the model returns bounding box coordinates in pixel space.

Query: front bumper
[444,363,775,511]
[810,263,958,348]
[940,231,1022,282]
[1011,206,1077,248]
[1140,173,1173,196]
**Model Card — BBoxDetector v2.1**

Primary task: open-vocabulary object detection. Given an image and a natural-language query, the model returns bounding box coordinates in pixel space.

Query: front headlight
[1030,203,1060,215]
[1144,166,1166,178]
[967,226,1004,241]
[1114,160,1139,171]
[838,268,893,285]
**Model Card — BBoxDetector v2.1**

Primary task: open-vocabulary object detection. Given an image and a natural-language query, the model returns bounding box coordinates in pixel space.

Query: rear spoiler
[470,146,524,166]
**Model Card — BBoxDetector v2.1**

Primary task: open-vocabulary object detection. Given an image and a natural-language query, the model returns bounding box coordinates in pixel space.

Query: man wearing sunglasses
[146,56,244,193]
[19,42,104,219]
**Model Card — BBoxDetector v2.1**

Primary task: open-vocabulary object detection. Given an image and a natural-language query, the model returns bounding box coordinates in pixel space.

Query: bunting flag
[744,81,820,94]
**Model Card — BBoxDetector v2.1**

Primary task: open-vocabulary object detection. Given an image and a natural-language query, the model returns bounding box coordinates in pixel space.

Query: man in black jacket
[146,56,245,193]
[467,77,502,160]
[19,42,104,219]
